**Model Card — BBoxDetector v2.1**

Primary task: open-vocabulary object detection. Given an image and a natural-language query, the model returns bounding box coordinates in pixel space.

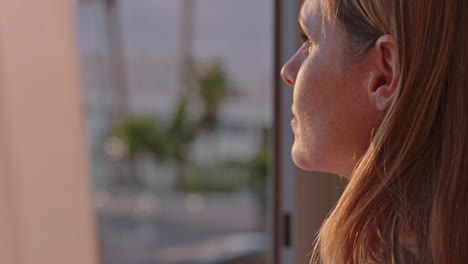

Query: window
[76,0,274,263]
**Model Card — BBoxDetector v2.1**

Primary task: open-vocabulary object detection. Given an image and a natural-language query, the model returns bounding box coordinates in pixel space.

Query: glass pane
[75,0,273,263]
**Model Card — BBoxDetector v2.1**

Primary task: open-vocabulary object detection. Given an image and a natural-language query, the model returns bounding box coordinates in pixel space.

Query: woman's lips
[291,116,298,126]
[291,107,297,126]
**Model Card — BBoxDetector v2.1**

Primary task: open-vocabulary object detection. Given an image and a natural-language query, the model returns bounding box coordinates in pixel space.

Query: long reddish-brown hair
[313,0,468,263]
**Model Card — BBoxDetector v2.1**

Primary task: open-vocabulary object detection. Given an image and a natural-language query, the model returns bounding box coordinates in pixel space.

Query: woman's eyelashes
[300,32,314,53]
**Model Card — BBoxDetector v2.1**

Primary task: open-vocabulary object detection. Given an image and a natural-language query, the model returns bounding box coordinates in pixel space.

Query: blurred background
[76,0,273,263]
[0,0,341,263]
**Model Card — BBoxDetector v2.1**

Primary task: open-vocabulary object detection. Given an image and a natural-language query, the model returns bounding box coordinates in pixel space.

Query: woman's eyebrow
[298,9,316,32]
[298,19,310,35]
[298,16,309,32]
[298,18,316,40]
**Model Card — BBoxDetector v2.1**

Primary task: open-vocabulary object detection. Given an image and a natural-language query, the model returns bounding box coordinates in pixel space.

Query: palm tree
[114,60,239,189]
[197,61,239,130]
[102,0,136,186]
[115,97,196,188]
[180,0,196,94]
[162,98,197,188]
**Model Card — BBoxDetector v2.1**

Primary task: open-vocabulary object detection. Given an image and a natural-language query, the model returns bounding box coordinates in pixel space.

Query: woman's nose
[281,63,294,86]
[281,56,298,87]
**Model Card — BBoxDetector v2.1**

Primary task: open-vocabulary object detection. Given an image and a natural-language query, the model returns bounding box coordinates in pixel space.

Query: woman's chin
[291,143,347,176]
[291,143,318,171]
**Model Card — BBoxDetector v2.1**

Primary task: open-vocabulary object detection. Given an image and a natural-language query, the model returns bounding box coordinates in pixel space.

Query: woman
[281,0,467,263]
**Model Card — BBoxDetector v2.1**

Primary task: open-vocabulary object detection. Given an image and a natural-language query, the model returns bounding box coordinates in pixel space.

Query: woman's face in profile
[281,0,381,177]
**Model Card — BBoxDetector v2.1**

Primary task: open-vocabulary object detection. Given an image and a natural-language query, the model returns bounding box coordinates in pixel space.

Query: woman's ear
[367,34,400,111]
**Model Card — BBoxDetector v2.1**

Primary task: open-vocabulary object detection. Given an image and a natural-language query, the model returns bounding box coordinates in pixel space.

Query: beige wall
[294,170,342,264]
[0,0,99,263]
